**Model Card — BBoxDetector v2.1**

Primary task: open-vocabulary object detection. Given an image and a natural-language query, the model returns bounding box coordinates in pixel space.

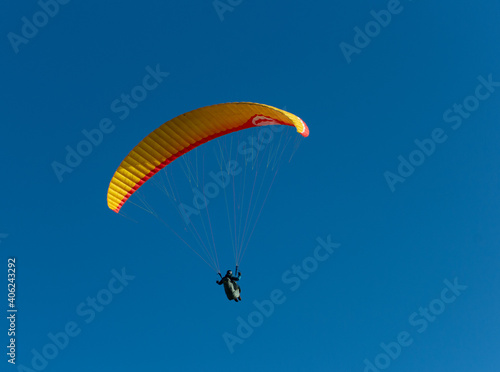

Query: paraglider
[106,102,309,302]
[216,270,242,302]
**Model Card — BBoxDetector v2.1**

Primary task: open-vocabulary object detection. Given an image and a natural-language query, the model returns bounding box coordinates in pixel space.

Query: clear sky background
[2,0,500,371]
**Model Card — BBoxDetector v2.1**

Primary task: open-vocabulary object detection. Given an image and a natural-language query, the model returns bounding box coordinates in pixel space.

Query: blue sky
[2,0,500,371]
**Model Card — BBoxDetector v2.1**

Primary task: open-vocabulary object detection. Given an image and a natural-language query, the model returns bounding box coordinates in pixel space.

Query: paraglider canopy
[107,102,309,213]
